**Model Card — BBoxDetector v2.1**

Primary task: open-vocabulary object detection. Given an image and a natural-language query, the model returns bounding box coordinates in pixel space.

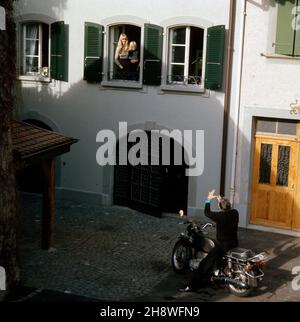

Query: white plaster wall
[14,0,234,211]
[234,0,300,231]
[241,0,300,110]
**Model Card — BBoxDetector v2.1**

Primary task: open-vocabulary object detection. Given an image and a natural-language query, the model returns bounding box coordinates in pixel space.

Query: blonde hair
[116,33,129,54]
[129,41,137,50]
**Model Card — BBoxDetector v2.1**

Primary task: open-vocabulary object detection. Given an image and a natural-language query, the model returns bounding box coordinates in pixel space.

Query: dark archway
[17,119,52,194]
[113,131,189,217]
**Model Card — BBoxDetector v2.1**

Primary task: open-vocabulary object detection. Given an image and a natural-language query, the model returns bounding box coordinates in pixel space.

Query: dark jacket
[204,202,239,252]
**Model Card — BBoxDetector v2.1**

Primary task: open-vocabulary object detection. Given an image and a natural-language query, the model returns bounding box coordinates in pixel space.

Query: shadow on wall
[13,0,68,19]
[247,0,290,11]
[14,0,300,302]
[15,11,228,209]
[17,80,228,208]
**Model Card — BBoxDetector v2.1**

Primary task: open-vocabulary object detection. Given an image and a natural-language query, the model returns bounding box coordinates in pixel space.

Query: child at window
[128,41,139,81]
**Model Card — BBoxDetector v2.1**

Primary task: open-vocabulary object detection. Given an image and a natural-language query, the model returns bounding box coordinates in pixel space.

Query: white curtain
[25,23,39,73]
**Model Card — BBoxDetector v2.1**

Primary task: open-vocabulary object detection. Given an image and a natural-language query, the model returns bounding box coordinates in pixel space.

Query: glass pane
[277,121,297,136]
[276,146,290,186]
[172,46,185,63]
[259,144,272,184]
[25,57,39,73]
[172,28,186,44]
[169,65,184,83]
[256,120,276,133]
[25,40,39,56]
[26,23,39,39]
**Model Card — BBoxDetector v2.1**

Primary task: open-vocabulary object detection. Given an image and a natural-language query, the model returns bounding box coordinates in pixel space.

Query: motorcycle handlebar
[182,221,214,230]
[202,223,213,230]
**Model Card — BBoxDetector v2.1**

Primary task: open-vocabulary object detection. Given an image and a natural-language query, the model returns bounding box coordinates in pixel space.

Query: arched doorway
[17,119,52,194]
[113,131,189,217]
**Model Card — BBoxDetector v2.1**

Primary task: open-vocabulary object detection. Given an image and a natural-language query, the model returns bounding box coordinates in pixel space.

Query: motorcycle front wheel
[172,239,191,274]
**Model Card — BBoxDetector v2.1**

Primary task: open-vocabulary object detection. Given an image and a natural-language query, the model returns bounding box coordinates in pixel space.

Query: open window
[167,26,204,86]
[108,24,141,81]
[164,24,225,91]
[83,21,225,90]
[19,21,68,81]
[21,22,49,77]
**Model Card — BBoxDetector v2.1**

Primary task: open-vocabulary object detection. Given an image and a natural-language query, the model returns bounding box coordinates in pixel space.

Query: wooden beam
[41,159,55,250]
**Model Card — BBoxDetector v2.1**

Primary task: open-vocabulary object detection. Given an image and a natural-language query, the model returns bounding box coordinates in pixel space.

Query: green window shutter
[143,24,163,86]
[294,3,300,55]
[205,25,225,91]
[84,22,104,83]
[275,0,297,55]
[51,21,67,81]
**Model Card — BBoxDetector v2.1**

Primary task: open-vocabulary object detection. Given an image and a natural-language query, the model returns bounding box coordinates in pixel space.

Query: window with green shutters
[19,20,68,81]
[83,21,225,91]
[163,24,225,90]
[84,22,104,83]
[275,0,300,56]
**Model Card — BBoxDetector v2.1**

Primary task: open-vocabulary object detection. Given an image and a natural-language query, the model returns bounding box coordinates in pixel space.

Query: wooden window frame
[167,26,204,87]
[20,22,51,82]
[103,23,143,87]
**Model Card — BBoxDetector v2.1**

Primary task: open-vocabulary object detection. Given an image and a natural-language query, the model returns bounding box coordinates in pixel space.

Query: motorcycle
[172,219,268,297]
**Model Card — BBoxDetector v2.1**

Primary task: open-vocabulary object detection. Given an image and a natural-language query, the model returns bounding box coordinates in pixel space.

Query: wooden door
[250,136,299,229]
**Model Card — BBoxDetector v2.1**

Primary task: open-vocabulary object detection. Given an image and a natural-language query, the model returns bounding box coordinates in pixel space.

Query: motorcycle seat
[227,248,254,260]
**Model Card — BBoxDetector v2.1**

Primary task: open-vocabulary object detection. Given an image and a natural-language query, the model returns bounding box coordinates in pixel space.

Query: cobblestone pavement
[20,194,189,301]
[20,194,300,302]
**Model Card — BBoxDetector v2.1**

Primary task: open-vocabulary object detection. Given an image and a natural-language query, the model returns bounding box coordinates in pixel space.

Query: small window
[276,146,290,187]
[108,24,141,81]
[167,26,204,85]
[259,144,272,184]
[21,22,49,77]
[256,119,297,136]
[19,20,68,81]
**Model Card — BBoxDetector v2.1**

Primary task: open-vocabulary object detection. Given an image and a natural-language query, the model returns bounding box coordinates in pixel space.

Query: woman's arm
[115,47,122,68]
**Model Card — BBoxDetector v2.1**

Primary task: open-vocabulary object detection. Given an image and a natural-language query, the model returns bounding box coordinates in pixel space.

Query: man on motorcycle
[180,190,239,292]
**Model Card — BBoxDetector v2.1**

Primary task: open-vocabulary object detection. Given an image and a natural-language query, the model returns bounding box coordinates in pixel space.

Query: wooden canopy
[12,120,78,168]
[12,120,78,250]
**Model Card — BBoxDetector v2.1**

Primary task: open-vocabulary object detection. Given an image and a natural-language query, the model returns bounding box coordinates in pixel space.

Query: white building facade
[234,0,300,235]
[14,0,244,218]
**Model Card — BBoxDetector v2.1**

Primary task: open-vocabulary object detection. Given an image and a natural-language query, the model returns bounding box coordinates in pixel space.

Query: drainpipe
[220,0,236,196]
[229,0,247,204]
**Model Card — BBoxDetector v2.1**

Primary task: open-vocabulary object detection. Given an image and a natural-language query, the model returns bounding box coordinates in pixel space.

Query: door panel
[251,136,298,229]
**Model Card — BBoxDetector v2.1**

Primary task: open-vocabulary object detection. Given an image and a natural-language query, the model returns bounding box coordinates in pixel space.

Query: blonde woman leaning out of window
[115,33,129,80]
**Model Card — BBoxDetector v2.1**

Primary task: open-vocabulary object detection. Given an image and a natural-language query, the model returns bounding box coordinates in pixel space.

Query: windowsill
[260,53,300,60]
[101,80,143,89]
[160,84,206,94]
[18,75,52,83]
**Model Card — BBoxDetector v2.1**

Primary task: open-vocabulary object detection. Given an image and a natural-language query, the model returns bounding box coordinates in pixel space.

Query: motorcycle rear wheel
[227,273,253,297]
[172,240,191,274]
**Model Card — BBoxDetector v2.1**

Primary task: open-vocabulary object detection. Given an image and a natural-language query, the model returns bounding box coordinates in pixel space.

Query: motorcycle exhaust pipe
[214,276,248,289]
